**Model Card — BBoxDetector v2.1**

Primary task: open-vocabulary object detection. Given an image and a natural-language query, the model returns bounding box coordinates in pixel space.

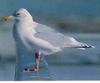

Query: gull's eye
[16,13,20,16]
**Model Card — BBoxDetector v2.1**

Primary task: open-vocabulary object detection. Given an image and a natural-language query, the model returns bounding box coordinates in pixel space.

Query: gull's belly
[12,23,29,49]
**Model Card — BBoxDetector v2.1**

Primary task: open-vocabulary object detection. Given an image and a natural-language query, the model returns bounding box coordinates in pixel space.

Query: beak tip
[3,17,8,21]
[4,18,7,21]
[3,16,13,21]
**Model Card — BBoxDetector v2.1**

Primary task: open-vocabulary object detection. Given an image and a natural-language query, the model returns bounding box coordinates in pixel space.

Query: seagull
[4,8,94,72]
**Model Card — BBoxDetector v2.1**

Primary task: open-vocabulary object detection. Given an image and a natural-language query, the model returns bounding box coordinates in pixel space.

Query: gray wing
[34,23,80,48]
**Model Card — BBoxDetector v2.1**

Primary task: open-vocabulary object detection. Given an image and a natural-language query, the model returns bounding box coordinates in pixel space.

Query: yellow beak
[3,16,13,21]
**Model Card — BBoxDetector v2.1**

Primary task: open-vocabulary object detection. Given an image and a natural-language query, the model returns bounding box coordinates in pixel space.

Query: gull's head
[4,8,33,21]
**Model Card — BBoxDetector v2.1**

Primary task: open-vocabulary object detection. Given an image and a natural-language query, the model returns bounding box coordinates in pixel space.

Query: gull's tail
[62,37,95,50]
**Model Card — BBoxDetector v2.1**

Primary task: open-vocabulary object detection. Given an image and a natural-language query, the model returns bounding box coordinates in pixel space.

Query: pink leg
[24,52,40,72]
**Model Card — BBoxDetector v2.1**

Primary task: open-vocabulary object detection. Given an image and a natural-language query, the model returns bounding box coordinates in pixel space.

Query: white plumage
[4,8,94,72]
[11,8,94,55]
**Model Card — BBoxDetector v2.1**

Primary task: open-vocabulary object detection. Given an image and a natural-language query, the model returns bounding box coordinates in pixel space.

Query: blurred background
[0,0,100,80]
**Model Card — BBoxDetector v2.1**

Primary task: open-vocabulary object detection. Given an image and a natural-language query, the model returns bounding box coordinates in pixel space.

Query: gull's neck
[15,17,38,37]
